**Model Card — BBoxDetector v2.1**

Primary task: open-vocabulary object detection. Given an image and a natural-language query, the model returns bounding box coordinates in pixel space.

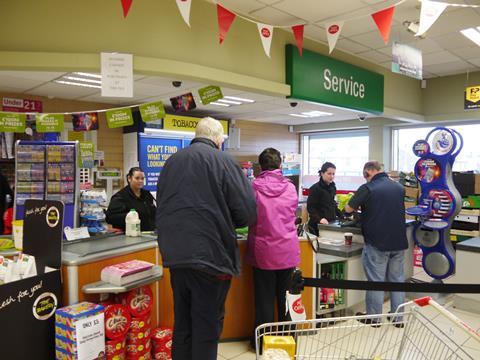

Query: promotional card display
[14,141,80,232]
[169,92,196,112]
[406,127,463,280]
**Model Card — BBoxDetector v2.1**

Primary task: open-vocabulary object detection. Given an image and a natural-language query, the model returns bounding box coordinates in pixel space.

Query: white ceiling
[1,0,480,125]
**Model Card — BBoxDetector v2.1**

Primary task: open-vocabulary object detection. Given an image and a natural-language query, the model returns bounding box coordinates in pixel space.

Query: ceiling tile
[349,29,389,49]
[304,24,327,43]
[466,58,480,67]
[403,38,443,54]
[425,8,480,37]
[336,38,371,54]
[338,17,381,37]
[258,0,285,4]
[0,71,65,82]
[452,46,480,60]
[28,83,99,99]
[357,50,391,63]
[432,32,479,50]
[216,0,266,14]
[136,76,202,89]
[249,6,301,25]
[423,50,461,66]
[424,60,477,75]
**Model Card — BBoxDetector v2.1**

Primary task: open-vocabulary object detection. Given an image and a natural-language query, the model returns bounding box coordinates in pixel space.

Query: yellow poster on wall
[68,130,84,142]
[465,85,480,110]
[163,114,228,134]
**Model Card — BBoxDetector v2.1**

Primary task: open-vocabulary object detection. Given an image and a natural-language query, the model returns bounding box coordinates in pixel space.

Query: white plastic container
[125,209,141,237]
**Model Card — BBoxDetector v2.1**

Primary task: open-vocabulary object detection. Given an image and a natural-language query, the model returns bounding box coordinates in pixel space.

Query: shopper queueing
[105,167,156,231]
[155,117,257,360]
[307,162,342,235]
[246,148,300,348]
[0,171,13,235]
[345,161,407,327]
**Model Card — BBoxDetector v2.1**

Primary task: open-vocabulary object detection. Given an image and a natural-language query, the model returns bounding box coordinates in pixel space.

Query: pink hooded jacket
[246,169,300,270]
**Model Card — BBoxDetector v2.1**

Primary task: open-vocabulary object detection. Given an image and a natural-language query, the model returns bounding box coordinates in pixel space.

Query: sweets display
[151,328,172,360]
[126,286,153,318]
[105,304,131,340]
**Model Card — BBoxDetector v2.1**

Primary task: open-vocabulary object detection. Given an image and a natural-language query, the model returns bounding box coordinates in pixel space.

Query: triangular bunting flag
[417,0,448,37]
[121,0,133,18]
[325,21,344,54]
[217,4,236,44]
[176,0,192,27]
[292,25,304,56]
[257,23,274,58]
[372,6,395,44]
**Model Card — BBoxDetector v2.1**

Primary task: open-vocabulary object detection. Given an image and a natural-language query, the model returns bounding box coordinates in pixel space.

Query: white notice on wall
[101,52,133,98]
[75,313,105,360]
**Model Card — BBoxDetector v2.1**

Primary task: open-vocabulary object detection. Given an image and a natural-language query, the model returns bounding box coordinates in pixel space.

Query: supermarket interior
[2,0,480,359]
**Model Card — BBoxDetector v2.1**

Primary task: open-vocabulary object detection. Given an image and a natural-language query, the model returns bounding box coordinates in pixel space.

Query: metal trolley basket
[255,297,480,359]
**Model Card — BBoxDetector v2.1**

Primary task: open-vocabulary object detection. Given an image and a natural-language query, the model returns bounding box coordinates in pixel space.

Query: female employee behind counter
[105,167,156,231]
[307,162,342,236]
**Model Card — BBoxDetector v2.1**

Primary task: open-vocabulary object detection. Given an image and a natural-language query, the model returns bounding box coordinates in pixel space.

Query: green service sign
[286,44,384,114]
[0,112,26,132]
[198,85,223,105]
[78,141,94,168]
[139,101,165,122]
[36,114,64,132]
[106,107,134,128]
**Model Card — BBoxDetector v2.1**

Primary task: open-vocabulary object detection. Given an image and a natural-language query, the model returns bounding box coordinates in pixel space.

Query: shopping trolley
[255,296,480,359]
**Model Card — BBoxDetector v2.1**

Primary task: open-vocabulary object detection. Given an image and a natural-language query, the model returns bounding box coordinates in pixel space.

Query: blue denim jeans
[362,243,405,320]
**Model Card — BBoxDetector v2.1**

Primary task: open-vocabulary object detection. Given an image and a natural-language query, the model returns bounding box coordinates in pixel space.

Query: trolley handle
[413,296,432,307]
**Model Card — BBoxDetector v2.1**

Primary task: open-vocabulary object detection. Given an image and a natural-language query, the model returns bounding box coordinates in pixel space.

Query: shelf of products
[80,189,108,234]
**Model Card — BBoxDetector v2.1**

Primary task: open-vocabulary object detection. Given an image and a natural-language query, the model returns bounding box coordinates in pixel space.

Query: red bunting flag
[371,6,395,44]
[217,4,236,44]
[291,25,304,57]
[121,0,133,18]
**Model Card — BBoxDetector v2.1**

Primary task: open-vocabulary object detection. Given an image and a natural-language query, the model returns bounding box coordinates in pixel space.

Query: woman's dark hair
[126,167,144,183]
[259,148,282,171]
[319,162,336,174]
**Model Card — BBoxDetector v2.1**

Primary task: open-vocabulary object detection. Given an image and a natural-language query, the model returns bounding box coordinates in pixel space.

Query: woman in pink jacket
[247,148,300,348]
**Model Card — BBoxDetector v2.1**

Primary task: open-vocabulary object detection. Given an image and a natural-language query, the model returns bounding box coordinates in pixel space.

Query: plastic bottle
[125,209,141,237]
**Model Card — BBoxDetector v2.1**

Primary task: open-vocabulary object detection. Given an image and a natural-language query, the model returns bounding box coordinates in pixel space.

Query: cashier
[307,162,341,235]
[105,167,156,231]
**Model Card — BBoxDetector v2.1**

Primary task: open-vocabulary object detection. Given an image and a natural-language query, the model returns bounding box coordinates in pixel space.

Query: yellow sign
[163,114,228,134]
[466,86,480,103]
[68,131,84,142]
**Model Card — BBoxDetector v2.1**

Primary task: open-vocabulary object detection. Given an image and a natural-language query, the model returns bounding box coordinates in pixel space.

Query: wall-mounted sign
[0,112,26,132]
[465,85,480,110]
[106,107,133,128]
[2,97,43,113]
[198,85,223,105]
[392,42,422,80]
[163,114,228,134]
[139,101,165,122]
[286,44,384,114]
[36,114,64,132]
[101,52,133,98]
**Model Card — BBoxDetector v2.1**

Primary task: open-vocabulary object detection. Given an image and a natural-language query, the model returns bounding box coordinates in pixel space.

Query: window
[392,124,480,172]
[302,130,369,191]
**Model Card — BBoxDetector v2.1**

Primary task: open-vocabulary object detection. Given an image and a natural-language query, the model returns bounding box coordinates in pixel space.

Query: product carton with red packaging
[126,286,153,317]
[105,304,131,340]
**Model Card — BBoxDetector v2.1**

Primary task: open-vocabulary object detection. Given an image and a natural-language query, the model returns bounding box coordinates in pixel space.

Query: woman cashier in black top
[307,162,342,236]
[105,167,156,231]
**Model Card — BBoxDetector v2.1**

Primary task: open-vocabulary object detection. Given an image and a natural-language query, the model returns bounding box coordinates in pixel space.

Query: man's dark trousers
[170,268,231,360]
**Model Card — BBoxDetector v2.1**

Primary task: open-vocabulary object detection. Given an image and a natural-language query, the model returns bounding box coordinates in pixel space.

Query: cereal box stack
[104,304,131,360]
[55,302,105,360]
[151,327,173,359]
[117,286,154,360]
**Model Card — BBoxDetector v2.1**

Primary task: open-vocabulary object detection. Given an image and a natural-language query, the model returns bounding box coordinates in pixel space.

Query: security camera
[290,102,298,108]
[357,114,367,122]
[172,81,182,88]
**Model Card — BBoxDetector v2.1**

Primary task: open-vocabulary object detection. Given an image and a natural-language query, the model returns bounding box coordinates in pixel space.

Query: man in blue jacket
[156,117,257,360]
[345,161,407,327]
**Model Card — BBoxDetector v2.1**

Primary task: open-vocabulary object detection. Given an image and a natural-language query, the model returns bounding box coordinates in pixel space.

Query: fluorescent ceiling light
[73,72,102,79]
[289,113,309,118]
[64,76,102,84]
[217,99,242,105]
[210,102,230,107]
[224,96,255,103]
[461,27,480,47]
[54,80,101,89]
[289,110,332,118]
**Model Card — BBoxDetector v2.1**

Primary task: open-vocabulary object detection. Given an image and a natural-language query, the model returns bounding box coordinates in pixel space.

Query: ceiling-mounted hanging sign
[392,42,423,80]
[164,114,228,134]
[2,97,43,113]
[72,112,99,132]
[325,21,344,54]
[0,112,26,132]
[416,0,448,37]
[198,86,223,105]
[139,101,166,122]
[257,23,274,58]
[465,86,480,110]
[285,44,384,114]
[175,0,192,27]
[101,52,133,98]
[106,107,134,128]
[291,25,304,57]
[36,114,64,133]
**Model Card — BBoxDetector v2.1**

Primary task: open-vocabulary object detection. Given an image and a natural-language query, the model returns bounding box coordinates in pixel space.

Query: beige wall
[226,120,299,163]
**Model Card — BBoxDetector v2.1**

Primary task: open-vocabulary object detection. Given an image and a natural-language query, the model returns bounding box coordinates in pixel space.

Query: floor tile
[228,351,256,360]
[218,341,250,359]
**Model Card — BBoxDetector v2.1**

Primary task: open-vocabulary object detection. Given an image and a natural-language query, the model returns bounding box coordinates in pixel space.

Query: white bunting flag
[325,21,344,54]
[257,23,274,58]
[176,0,192,27]
[416,0,448,37]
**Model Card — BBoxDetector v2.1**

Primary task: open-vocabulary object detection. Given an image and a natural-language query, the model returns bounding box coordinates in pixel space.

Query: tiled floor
[217,266,480,359]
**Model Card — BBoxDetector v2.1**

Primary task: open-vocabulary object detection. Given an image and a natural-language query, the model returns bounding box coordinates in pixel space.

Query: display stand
[0,200,64,359]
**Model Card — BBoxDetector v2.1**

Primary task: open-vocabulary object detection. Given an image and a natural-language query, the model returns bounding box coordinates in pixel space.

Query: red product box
[105,304,131,340]
[126,286,153,317]
[127,327,151,344]
[106,337,127,356]
[130,314,151,331]
[151,327,172,345]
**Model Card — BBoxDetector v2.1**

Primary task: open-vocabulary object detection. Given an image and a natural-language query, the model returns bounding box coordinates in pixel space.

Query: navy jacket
[156,138,257,276]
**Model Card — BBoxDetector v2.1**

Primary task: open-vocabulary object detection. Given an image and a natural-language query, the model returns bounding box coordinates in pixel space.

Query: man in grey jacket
[156,117,257,360]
